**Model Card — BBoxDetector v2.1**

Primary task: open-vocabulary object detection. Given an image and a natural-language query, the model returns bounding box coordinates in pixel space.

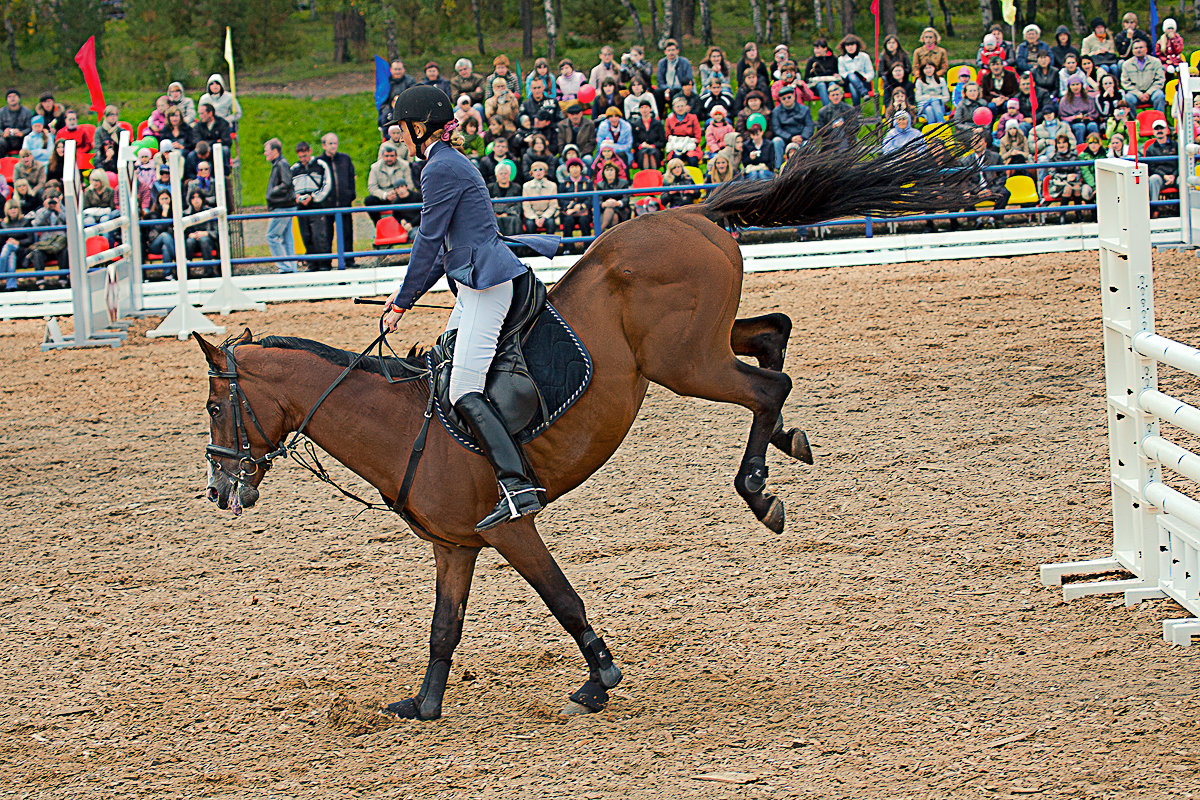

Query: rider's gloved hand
[383,289,405,333]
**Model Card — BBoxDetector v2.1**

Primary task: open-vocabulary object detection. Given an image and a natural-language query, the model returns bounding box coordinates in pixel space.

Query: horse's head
[195,329,284,515]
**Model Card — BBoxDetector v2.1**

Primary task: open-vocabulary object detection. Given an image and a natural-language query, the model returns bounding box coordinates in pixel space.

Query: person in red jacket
[977,54,1020,116]
[663,94,703,165]
[54,110,93,156]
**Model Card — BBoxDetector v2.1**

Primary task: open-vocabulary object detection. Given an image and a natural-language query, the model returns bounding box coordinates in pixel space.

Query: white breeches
[446,279,514,404]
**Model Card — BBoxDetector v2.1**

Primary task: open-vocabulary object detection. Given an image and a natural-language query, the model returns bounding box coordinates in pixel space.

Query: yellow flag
[225,26,236,97]
[1001,0,1017,25]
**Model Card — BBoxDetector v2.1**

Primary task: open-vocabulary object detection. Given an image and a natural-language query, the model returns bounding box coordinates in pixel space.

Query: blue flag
[374,55,390,108]
[1149,0,1159,42]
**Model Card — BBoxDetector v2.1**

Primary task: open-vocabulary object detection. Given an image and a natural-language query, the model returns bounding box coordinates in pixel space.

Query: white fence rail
[1041,158,1200,645]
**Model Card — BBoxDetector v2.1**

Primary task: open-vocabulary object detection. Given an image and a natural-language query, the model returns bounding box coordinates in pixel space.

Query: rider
[383,85,558,531]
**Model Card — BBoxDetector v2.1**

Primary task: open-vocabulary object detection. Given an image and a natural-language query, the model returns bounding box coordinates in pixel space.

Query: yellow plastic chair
[292,217,306,255]
[1005,174,1038,207]
[1166,79,1178,110]
[1190,51,1200,71]
[684,164,705,200]
[922,122,956,146]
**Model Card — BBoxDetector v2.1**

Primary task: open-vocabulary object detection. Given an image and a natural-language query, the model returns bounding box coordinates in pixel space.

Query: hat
[1006,97,1020,108]
[893,111,909,124]
[604,106,622,117]
[1165,17,1178,31]
[778,85,795,96]
[31,115,43,125]
[424,61,439,70]
[1152,118,1169,130]
[599,141,615,152]
[1023,24,1040,36]
[39,92,54,102]
[1067,74,1084,85]
[536,107,555,121]
[782,60,797,70]
[4,87,16,97]
[566,102,585,114]
[565,156,585,170]
[710,104,728,117]
[158,164,170,172]
[1005,119,1019,131]
[774,44,788,53]
[957,66,973,80]
[983,33,997,48]
[746,112,766,132]
[562,143,580,153]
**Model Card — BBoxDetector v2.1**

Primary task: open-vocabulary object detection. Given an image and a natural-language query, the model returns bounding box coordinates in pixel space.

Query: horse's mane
[251,335,425,380]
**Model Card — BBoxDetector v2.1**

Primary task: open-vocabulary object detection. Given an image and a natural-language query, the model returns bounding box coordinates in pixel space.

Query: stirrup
[476,481,544,531]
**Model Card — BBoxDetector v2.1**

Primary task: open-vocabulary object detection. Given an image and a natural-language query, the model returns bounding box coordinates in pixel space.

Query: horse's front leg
[483,519,622,715]
[385,541,480,720]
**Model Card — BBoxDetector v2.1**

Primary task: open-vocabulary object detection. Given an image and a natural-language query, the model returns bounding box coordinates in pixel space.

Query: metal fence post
[334,210,345,270]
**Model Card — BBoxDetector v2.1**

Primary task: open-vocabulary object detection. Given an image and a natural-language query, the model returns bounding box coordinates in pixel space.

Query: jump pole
[146,150,225,340]
[198,143,264,315]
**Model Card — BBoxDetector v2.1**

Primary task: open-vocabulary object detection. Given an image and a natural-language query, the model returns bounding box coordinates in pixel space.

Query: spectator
[979,54,1020,114]
[291,141,332,270]
[143,95,168,140]
[185,140,212,181]
[998,120,1031,164]
[182,190,218,272]
[699,45,732,92]
[47,139,67,185]
[485,54,521,100]
[1095,73,1122,127]
[1145,118,1178,202]
[419,62,453,99]
[771,61,811,105]
[558,157,593,239]
[484,77,520,131]
[816,83,858,148]
[380,124,409,159]
[955,130,1008,229]
[1051,25,1080,69]
[143,189,176,278]
[557,58,586,105]
[661,158,697,206]
[1030,49,1058,98]
[620,45,654,91]
[55,110,93,159]
[1016,24,1052,72]
[805,39,841,106]
[166,81,197,124]
[1114,12,1153,64]
[379,60,416,132]
[1107,131,1130,158]
[885,88,916,128]
[25,190,67,280]
[194,103,233,158]
[915,61,950,124]
[199,74,241,127]
[700,76,735,120]
[520,78,560,144]
[624,76,658,119]
[882,111,923,154]
[1082,18,1120,76]
[881,62,913,105]
[1120,39,1166,113]
[14,149,45,196]
[318,132,355,268]
[837,35,874,106]
[769,44,790,79]
[664,95,703,166]
[479,135,519,184]
[81,169,116,232]
[1058,52,1084,96]
[592,141,627,181]
[557,103,596,164]
[451,58,486,106]
[555,144,580,181]
[720,130,743,172]
[734,70,772,113]
[12,178,39,215]
[741,115,774,178]
[93,106,123,154]
[912,27,950,78]
[703,104,734,160]
[0,199,30,290]
[986,23,1017,63]
[22,116,50,164]
[149,160,171,200]
[705,151,737,185]
[454,95,483,131]
[1105,100,1131,141]
[521,161,558,233]
[1033,108,1076,164]
[1079,132,1105,203]
[632,100,667,169]
[161,108,194,152]
[976,33,1004,69]
[188,161,218,207]
[734,91,772,135]
[1046,133,1083,220]
[592,77,622,118]
[1078,55,1101,94]
[590,45,621,90]
[1156,18,1185,75]
[677,78,704,120]
[521,134,558,182]
[1060,75,1099,142]
[0,89,31,157]
[595,107,634,166]
[263,137,297,273]
[1015,73,1050,128]
[487,160,523,236]
[951,65,974,105]
[994,98,1025,139]
[771,86,814,163]
[878,35,911,82]
[657,39,694,100]
[131,147,155,210]
[34,93,65,135]
[95,139,118,175]
[460,117,486,159]
[595,161,629,230]
[735,41,771,89]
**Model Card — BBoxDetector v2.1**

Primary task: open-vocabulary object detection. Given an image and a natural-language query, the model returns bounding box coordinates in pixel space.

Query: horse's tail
[702,121,985,229]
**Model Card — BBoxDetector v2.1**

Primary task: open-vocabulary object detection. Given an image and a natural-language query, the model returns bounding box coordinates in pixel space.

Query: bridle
[204,330,434,515]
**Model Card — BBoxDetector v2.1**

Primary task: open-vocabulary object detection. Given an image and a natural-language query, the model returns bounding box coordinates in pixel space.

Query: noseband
[205,345,288,491]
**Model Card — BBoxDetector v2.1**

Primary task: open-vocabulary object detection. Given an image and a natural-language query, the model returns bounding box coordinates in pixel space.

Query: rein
[206,327,434,516]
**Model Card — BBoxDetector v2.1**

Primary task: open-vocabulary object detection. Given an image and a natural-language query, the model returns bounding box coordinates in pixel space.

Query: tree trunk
[699,0,712,44]
[1194,0,1200,30]
[778,0,790,42]
[670,0,684,40]
[384,13,400,62]
[749,0,763,40]
[938,0,955,35]
[880,0,897,37]
[4,16,18,71]
[470,0,484,56]
[978,0,993,30]
[824,0,836,31]
[521,0,533,57]
[765,0,774,42]
[649,0,659,43]
[842,0,855,35]
[333,10,349,63]
[1066,0,1085,33]
[619,0,647,44]
[660,0,674,48]
[1107,0,1118,28]
[545,0,557,63]
[1024,0,1037,26]
[348,7,366,55]
[814,0,824,31]
[682,0,695,37]
[554,0,563,33]
[923,0,935,27]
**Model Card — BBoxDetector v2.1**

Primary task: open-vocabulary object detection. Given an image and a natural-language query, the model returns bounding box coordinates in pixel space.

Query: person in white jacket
[198,74,241,127]
[837,34,875,106]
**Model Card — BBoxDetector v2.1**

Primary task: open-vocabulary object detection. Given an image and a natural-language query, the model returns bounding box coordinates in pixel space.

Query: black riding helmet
[391,85,454,158]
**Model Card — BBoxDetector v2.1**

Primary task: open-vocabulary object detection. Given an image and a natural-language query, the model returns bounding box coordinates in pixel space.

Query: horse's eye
[208,403,221,418]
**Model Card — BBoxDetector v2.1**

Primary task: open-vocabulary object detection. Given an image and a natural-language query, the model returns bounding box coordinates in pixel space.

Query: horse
[196,132,980,720]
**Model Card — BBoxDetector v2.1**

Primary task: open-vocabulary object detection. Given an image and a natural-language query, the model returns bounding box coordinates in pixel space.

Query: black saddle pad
[428,302,592,454]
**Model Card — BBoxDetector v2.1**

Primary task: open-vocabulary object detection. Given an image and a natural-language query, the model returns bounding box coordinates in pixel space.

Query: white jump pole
[199,143,264,315]
[146,149,225,340]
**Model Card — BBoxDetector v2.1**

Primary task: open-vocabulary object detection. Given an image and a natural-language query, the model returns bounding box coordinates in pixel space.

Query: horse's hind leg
[384,542,480,720]
[483,520,622,715]
[731,314,813,465]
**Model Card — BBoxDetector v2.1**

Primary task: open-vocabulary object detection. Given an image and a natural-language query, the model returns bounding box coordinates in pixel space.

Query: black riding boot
[453,392,544,531]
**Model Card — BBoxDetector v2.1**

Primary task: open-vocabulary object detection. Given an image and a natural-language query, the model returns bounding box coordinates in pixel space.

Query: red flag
[74,36,105,117]
[870,0,879,13]
[1029,82,1038,159]
[1126,119,1140,163]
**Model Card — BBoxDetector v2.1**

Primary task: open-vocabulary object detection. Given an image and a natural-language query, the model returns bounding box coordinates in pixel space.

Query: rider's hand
[382,289,405,332]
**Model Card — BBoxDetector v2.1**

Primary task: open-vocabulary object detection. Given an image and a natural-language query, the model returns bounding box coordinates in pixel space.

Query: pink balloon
[972,107,993,127]
[577,84,597,105]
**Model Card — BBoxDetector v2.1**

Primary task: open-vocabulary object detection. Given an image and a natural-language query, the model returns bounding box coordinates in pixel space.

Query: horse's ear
[193,333,223,367]
[235,328,252,345]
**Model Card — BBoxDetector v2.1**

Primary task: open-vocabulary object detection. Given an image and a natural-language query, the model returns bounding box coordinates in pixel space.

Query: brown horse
[196,134,978,719]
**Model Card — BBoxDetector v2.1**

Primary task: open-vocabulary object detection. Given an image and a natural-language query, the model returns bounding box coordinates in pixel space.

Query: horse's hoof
[383,697,440,720]
[560,700,597,716]
[758,496,785,533]
[788,428,813,464]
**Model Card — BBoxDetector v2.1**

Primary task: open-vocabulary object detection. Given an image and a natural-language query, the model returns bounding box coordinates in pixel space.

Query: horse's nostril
[206,487,218,502]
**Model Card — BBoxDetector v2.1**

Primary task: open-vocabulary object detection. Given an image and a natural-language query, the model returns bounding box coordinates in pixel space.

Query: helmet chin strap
[405,120,438,159]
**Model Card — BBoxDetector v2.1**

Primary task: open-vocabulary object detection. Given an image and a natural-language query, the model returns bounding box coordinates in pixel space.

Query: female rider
[383,85,559,532]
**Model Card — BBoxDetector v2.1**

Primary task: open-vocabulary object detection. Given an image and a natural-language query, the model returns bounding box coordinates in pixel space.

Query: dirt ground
[3,249,1200,800]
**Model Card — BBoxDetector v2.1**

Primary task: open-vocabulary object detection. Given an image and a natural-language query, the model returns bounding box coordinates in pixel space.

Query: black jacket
[194,116,232,151]
[318,152,356,207]
[1,216,32,249]
[1145,138,1178,178]
[632,117,667,153]
[266,156,295,209]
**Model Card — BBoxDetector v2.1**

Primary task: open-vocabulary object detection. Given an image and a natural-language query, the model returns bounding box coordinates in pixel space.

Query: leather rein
[205,329,434,516]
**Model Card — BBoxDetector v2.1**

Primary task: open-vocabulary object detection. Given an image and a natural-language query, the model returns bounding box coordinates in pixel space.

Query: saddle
[431,269,549,436]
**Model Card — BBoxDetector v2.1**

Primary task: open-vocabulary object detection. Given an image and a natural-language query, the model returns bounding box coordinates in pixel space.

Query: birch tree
[699,0,712,45]
[1066,0,1086,33]
[749,0,763,40]
[545,0,557,64]
[779,0,790,42]
[842,0,855,35]
[814,0,824,30]
[618,0,647,44]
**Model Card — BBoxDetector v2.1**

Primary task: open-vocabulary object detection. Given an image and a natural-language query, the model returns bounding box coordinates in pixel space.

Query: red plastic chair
[76,123,96,140]
[630,168,663,194]
[106,171,118,190]
[0,157,15,182]
[85,236,109,258]
[136,120,150,139]
[75,148,94,171]
[117,121,133,136]
[373,216,408,246]
[1135,109,1167,138]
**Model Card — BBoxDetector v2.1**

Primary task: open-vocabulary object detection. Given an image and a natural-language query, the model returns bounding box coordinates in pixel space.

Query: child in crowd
[704,105,734,158]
